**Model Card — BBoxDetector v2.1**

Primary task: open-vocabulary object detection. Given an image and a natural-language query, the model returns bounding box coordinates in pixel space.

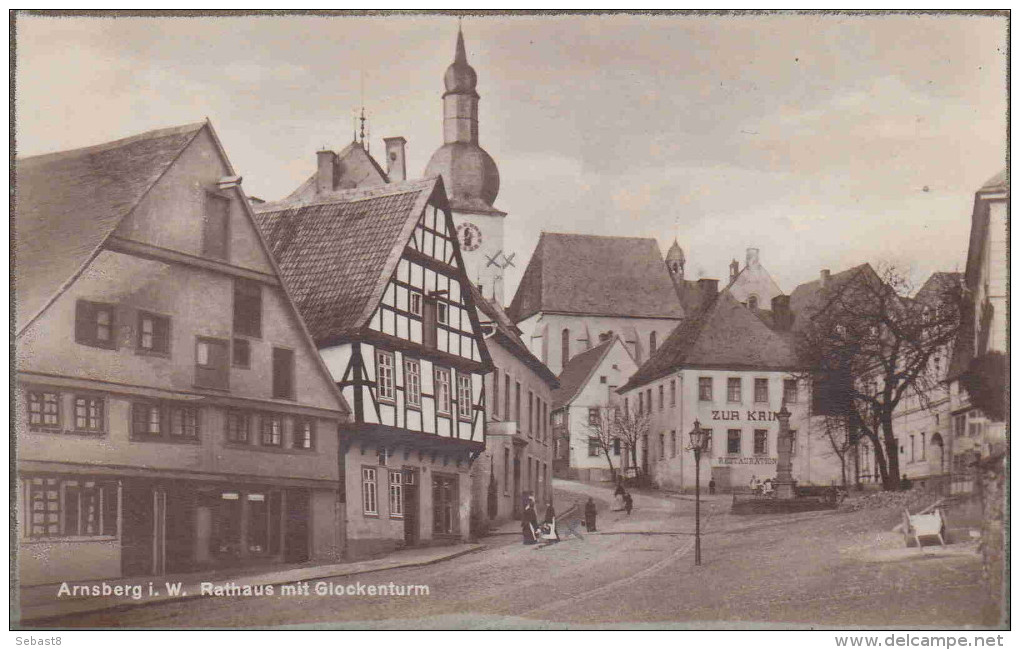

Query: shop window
[137,311,170,354]
[27,390,61,430]
[376,351,395,402]
[727,378,742,403]
[294,419,315,450]
[362,467,378,515]
[211,491,242,557]
[727,429,741,455]
[232,338,251,368]
[232,280,262,338]
[754,378,769,403]
[75,300,116,349]
[195,337,230,390]
[754,429,768,455]
[457,373,472,420]
[783,379,798,403]
[404,359,421,407]
[203,193,230,260]
[699,377,713,402]
[260,414,283,447]
[226,411,250,444]
[432,474,458,535]
[73,395,105,433]
[26,476,117,538]
[434,367,452,414]
[389,471,404,519]
[272,347,295,399]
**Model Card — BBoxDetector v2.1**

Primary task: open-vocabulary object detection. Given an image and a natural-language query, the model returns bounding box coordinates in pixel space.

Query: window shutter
[75,301,92,343]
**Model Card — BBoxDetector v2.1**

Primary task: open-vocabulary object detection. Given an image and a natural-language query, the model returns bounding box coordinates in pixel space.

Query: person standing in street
[584,497,598,532]
[623,491,633,515]
[543,500,559,541]
[522,496,539,545]
[709,478,717,495]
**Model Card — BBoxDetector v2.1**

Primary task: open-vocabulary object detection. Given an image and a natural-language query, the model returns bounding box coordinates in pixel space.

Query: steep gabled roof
[551,337,618,409]
[472,285,558,389]
[253,177,444,344]
[914,271,963,307]
[274,141,389,207]
[787,263,876,332]
[508,232,686,322]
[14,122,207,332]
[619,290,799,393]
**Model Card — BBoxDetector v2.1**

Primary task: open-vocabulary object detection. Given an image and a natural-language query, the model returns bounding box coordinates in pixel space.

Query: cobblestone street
[30,480,997,629]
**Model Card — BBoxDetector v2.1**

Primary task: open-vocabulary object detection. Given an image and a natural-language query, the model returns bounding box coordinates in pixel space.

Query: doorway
[512,456,521,519]
[121,482,165,577]
[403,468,419,546]
[284,489,309,563]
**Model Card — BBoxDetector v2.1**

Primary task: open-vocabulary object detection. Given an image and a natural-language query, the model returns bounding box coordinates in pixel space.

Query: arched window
[649,331,657,355]
[561,328,570,369]
[747,295,759,310]
[931,433,945,473]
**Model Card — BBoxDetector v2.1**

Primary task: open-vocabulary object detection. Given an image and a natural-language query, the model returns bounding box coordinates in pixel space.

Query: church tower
[425,26,509,305]
[666,239,685,279]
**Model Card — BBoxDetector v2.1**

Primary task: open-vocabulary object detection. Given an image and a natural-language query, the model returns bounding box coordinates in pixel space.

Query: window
[754,429,768,455]
[233,280,262,338]
[703,429,713,454]
[754,378,769,403]
[137,311,170,354]
[232,338,251,369]
[492,369,500,418]
[588,437,600,457]
[389,471,403,518]
[561,328,570,369]
[638,392,644,415]
[75,300,116,349]
[588,407,600,426]
[600,375,607,384]
[26,476,118,538]
[727,378,742,403]
[646,389,652,415]
[376,351,395,402]
[437,302,448,325]
[650,331,657,355]
[195,337,230,390]
[515,381,521,423]
[659,433,665,458]
[504,372,510,421]
[226,411,250,444]
[747,295,758,310]
[261,414,283,447]
[27,391,60,429]
[73,396,104,433]
[132,402,198,439]
[294,419,315,450]
[613,438,621,456]
[404,359,421,407]
[671,430,677,457]
[670,380,676,407]
[503,449,510,494]
[783,379,798,404]
[659,385,665,411]
[435,368,451,414]
[909,435,915,463]
[727,429,741,455]
[527,391,534,436]
[699,377,713,401]
[362,468,378,515]
[432,474,458,535]
[168,404,199,438]
[272,348,295,399]
[409,291,423,317]
[203,193,230,260]
[920,432,926,461]
[456,373,472,420]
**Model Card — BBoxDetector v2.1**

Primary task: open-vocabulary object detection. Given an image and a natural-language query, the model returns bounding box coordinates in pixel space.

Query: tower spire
[455,20,467,64]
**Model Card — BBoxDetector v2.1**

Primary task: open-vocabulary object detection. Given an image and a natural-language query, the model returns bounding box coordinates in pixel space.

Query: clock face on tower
[456,222,482,252]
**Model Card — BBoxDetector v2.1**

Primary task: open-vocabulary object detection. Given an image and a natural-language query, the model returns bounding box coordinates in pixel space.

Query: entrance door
[284,489,309,563]
[512,456,521,519]
[403,469,419,546]
[152,488,167,575]
[711,466,731,493]
[121,482,154,576]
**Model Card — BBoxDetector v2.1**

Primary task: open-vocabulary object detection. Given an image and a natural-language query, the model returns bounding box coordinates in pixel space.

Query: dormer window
[75,300,117,350]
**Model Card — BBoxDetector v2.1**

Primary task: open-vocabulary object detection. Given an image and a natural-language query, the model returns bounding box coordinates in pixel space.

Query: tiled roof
[619,290,799,392]
[913,271,962,307]
[274,141,390,207]
[14,122,206,332]
[787,263,875,332]
[551,338,616,409]
[253,178,443,344]
[472,286,558,388]
[508,232,686,322]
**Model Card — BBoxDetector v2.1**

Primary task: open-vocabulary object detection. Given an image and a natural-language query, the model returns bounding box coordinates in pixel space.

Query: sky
[14,12,1008,301]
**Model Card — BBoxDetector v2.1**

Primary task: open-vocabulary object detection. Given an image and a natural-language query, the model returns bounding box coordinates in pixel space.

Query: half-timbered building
[254,177,491,558]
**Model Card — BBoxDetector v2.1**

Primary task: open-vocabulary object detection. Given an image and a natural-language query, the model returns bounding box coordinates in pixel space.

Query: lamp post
[687,419,707,566]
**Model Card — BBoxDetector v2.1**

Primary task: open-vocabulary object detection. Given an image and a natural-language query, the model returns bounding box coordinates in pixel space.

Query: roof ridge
[18,122,206,163]
[255,178,438,213]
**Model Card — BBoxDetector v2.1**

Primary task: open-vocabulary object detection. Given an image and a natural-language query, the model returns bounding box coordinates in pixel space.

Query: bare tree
[818,414,857,488]
[797,265,962,491]
[613,408,652,479]
[581,405,619,482]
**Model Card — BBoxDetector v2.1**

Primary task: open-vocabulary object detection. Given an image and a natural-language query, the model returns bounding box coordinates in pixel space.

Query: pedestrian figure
[623,492,633,516]
[522,496,539,545]
[750,474,760,495]
[900,474,913,490]
[708,478,717,495]
[614,481,626,497]
[543,500,559,542]
[584,497,598,532]
[613,481,626,511]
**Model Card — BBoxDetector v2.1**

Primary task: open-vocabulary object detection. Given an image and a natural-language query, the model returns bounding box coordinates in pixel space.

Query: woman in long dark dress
[584,497,598,532]
[522,497,539,544]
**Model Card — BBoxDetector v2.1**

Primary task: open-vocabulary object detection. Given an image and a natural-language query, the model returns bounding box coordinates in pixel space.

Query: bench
[903,507,946,550]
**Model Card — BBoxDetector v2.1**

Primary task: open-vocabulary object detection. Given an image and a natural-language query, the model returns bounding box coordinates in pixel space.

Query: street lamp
[687,419,707,566]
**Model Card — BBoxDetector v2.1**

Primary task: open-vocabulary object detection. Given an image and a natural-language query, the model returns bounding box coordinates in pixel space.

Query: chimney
[598,330,614,343]
[729,259,740,282]
[697,278,719,308]
[771,294,792,331]
[316,150,337,194]
[383,137,407,182]
[746,247,760,268]
[820,269,831,288]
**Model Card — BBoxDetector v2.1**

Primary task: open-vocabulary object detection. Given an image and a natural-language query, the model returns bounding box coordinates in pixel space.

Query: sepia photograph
[10,9,1010,636]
